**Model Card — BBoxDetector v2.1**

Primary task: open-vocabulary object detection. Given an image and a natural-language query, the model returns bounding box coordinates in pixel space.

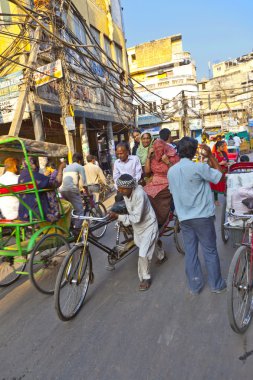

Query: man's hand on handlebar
[108,211,119,220]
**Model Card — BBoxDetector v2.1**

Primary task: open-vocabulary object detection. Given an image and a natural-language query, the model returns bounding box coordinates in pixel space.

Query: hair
[86,154,95,163]
[4,158,19,173]
[116,142,130,152]
[46,161,56,169]
[215,140,225,149]
[159,128,171,141]
[229,135,234,139]
[141,132,152,139]
[132,128,141,136]
[72,152,83,163]
[240,155,250,162]
[178,137,198,159]
[234,133,238,136]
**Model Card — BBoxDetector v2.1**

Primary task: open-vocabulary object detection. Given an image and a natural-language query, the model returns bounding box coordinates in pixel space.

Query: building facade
[127,35,200,139]
[198,52,253,136]
[0,0,133,164]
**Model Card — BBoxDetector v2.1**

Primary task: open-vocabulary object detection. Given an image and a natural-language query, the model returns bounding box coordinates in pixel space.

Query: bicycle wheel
[221,200,229,243]
[227,245,253,333]
[29,233,70,295]
[174,217,185,255]
[54,244,92,321]
[0,256,26,287]
[89,202,107,239]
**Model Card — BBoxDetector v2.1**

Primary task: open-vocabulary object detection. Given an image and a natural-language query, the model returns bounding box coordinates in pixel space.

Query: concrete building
[127,35,200,139]
[0,0,133,163]
[198,52,253,135]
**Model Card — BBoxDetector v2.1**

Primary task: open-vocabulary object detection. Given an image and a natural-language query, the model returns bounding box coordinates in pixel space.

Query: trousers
[180,216,225,293]
[138,240,165,281]
[61,190,83,229]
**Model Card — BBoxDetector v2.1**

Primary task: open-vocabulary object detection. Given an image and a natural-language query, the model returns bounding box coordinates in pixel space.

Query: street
[0,197,253,380]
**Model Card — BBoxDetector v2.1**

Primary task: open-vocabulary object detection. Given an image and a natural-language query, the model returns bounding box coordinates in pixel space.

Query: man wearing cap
[109,174,167,291]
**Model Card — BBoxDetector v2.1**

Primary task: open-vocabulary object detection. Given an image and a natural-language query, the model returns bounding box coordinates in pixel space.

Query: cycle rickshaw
[54,201,184,321]
[222,165,253,333]
[0,136,74,294]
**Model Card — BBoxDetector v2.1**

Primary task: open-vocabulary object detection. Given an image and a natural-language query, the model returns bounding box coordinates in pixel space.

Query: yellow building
[127,35,199,138]
[0,0,133,162]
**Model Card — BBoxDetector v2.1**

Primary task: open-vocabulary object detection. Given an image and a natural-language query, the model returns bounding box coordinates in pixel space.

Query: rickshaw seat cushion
[0,183,35,195]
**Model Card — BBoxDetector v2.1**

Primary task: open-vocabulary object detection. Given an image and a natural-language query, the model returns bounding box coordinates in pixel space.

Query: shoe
[156,254,168,265]
[139,279,151,291]
[211,284,227,294]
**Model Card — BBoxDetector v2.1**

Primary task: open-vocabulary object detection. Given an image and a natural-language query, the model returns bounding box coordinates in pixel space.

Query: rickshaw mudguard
[26,225,69,252]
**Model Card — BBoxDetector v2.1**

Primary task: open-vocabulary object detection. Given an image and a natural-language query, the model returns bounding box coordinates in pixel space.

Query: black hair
[47,161,56,169]
[72,152,83,163]
[132,128,141,135]
[215,140,225,149]
[159,128,171,141]
[240,155,250,162]
[178,137,198,159]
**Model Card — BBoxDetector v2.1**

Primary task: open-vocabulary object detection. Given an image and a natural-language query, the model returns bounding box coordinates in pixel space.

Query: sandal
[156,254,168,265]
[139,279,151,291]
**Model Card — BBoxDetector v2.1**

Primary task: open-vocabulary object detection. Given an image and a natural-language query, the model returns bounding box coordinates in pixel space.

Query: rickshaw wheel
[174,217,185,255]
[29,233,70,295]
[0,256,27,287]
[221,200,229,243]
[54,244,92,321]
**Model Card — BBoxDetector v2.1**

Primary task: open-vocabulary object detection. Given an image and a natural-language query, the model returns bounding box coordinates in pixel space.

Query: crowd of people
[0,128,247,295]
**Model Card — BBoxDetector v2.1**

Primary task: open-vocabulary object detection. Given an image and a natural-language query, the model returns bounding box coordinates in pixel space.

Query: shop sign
[189,119,202,130]
[0,71,29,124]
[34,59,63,87]
[248,119,253,127]
[138,115,162,126]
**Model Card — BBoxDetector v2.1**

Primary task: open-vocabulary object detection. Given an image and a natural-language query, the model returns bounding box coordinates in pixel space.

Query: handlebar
[71,210,109,222]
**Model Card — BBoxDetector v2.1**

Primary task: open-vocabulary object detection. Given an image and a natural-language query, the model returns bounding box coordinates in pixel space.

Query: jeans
[61,190,84,229]
[180,216,225,293]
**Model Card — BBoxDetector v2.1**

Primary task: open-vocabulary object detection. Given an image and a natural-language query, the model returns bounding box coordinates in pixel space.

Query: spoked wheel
[0,256,27,287]
[174,217,184,255]
[54,244,92,321]
[227,245,253,333]
[89,202,107,239]
[221,200,229,243]
[29,233,70,295]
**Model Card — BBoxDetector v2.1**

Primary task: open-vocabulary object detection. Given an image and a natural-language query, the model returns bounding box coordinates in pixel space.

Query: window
[202,83,206,90]
[90,26,101,58]
[104,36,112,64]
[131,54,136,63]
[191,97,196,108]
[0,0,11,23]
[73,15,86,44]
[115,43,123,68]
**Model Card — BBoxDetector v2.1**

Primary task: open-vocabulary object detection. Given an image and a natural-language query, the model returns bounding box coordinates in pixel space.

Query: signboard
[0,71,29,124]
[248,119,253,127]
[189,119,202,130]
[138,114,162,126]
[33,59,63,87]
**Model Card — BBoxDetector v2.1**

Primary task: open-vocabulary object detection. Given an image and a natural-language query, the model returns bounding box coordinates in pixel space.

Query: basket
[226,225,249,247]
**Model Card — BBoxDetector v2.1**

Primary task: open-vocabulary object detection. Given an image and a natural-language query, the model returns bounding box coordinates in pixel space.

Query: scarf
[136,134,154,165]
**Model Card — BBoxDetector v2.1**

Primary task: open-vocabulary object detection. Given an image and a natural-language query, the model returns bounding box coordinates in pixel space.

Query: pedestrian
[233,133,241,154]
[168,137,226,295]
[210,140,229,206]
[144,128,179,226]
[227,135,235,146]
[109,174,167,291]
[84,154,107,202]
[113,142,142,186]
[131,128,141,155]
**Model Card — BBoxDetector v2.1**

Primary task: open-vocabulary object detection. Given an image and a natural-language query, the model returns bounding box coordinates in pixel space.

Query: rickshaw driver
[109,174,167,291]
[60,152,88,231]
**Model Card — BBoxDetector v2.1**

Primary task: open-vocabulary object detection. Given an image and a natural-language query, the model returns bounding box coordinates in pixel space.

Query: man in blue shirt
[168,137,226,295]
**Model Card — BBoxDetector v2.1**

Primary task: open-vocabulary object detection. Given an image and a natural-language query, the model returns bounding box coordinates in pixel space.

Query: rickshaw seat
[0,183,35,195]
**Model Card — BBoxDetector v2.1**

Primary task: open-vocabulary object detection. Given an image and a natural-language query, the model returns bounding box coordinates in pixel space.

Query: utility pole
[9,26,42,136]
[181,90,189,136]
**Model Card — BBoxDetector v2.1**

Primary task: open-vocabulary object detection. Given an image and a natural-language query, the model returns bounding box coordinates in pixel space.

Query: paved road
[1,197,253,380]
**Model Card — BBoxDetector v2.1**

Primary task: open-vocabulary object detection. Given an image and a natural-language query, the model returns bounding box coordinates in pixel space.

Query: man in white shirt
[0,158,20,220]
[113,142,142,187]
[233,134,241,154]
[84,155,106,202]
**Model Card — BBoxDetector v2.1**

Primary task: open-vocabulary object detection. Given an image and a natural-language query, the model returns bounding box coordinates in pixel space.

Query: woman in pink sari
[144,129,179,226]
